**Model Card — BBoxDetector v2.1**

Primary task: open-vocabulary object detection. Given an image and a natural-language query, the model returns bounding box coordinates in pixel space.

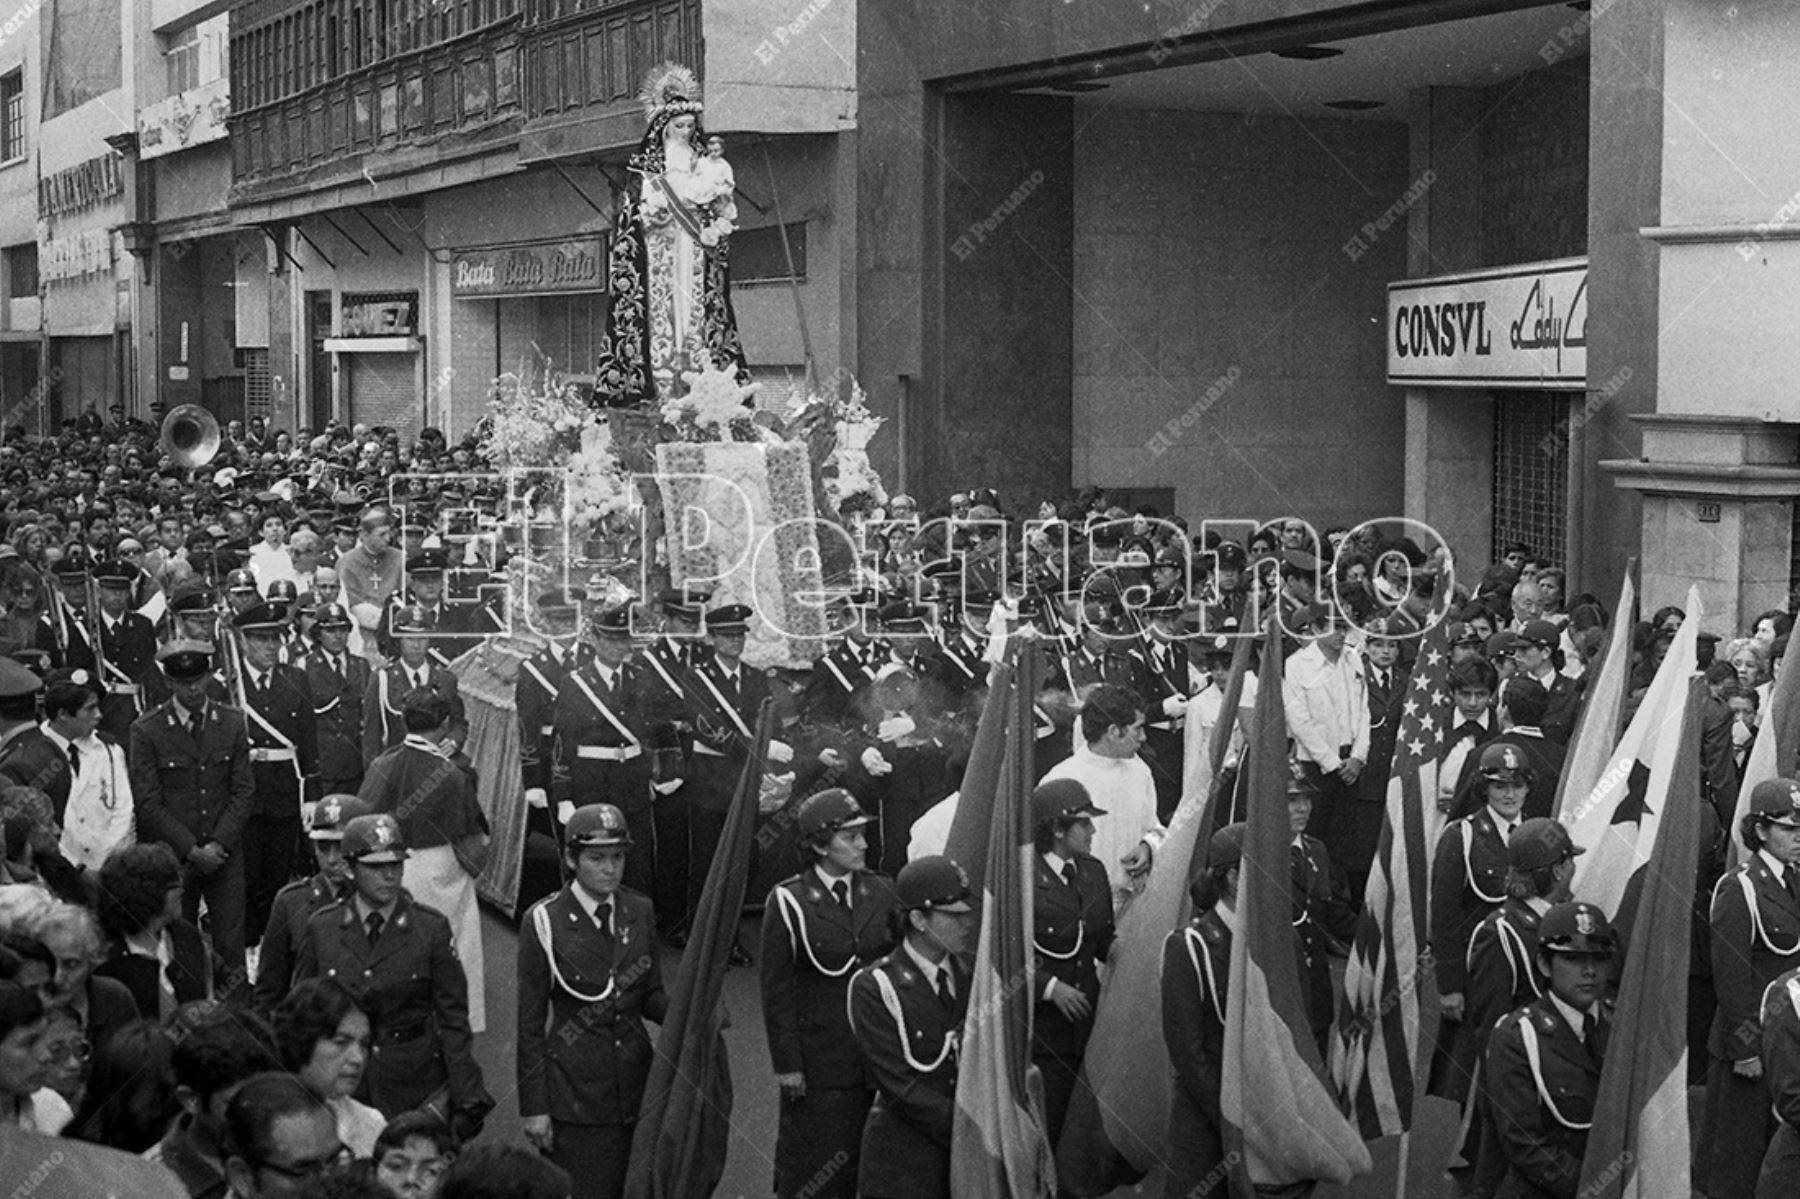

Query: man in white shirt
[1283,604,1369,862]
[41,671,133,872]
[1041,683,1164,914]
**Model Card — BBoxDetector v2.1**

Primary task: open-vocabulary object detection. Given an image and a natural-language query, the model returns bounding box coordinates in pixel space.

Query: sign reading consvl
[1387,256,1587,388]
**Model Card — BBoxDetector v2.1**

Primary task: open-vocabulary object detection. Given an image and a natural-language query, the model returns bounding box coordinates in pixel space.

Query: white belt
[105,683,141,695]
[249,747,297,763]
[1146,719,1183,732]
[692,743,726,758]
[539,724,555,736]
[576,744,642,762]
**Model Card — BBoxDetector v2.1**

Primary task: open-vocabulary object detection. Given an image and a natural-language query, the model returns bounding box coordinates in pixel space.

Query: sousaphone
[160,404,222,469]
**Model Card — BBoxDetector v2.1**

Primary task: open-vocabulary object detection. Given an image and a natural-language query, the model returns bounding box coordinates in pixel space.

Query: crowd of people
[0,405,1797,1198]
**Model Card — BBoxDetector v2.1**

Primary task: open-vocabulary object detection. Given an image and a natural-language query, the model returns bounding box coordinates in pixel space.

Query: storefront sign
[339,292,418,338]
[138,78,230,160]
[1387,257,1587,388]
[451,238,604,298]
[39,229,113,283]
[38,155,124,219]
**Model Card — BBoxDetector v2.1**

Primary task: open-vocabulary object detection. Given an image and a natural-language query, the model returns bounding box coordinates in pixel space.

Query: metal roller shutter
[346,353,418,441]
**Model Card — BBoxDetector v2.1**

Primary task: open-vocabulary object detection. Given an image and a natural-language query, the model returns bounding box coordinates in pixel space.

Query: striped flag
[1729,606,1800,869]
[951,646,1054,1197]
[1551,566,1636,820]
[944,655,1018,897]
[1054,630,1255,1193]
[1222,627,1370,1188]
[1578,677,1704,1198]
[1566,587,1700,923]
[1333,608,1457,1138]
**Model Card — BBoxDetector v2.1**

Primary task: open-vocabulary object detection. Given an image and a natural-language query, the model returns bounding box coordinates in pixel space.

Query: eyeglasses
[257,1144,353,1182]
[37,1038,89,1063]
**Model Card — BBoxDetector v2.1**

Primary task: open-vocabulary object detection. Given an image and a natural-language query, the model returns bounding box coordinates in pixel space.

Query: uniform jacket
[96,610,158,737]
[551,657,675,813]
[1762,966,1800,1129]
[1032,852,1114,1058]
[1466,899,1545,1063]
[377,598,474,666]
[1360,662,1411,803]
[254,871,344,1009]
[363,660,467,765]
[239,662,320,813]
[759,868,900,1088]
[1450,729,1566,821]
[1430,807,1512,995]
[515,885,668,1124]
[685,656,772,809]
[848,946,970,1199]
[1709,852,1800,1063]
[515,640,582,793]
[305,646,370,786]
[295,891,491,1120]
[1484,995,1607,1199]
[1293,834,1355,1032]
[36,603,96,673]
[1059,645,1146,699]
[1532,670,1585,747]
[803,638,880,730]
[0,727,72,820]
[129,700,255,856]
[1161,909,1230,1128]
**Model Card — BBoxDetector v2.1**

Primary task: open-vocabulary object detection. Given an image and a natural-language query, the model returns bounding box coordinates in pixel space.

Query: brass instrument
[160,405,222,470]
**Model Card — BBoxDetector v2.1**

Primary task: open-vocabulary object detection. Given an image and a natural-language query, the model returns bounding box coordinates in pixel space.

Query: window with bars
[1492,392,1573,567]
[0,72,22,163]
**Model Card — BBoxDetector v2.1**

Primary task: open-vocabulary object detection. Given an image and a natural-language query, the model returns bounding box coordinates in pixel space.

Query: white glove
[525,787,548,810]
[652,778,685,796]
[767,739,795,765]
[556,800,576,826]
[1161,694,1189,718]
[351,601,383,629]
[819,746,846,770]
[861,747,893,776]
[877,714,916,743]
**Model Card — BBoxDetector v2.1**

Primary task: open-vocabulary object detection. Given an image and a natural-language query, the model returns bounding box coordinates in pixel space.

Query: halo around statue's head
[639,61,703,124]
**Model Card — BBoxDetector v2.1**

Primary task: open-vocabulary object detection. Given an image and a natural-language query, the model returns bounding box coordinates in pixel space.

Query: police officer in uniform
[1482,901,1616,1199]
[760,789,901,1199]
[516,587,585,906]
[93,559,157,740]
[517,803,668,1199]
[1700,777,1800,1198]
[38,547,97,672]
[363,605,466,764]
[304,604,370,797]
[129,639,256,982]
[1028,778,1114,1146]
[233,602,322,947]
[1162,822,1244,1199]
[847,855,973,1199]
[294,813,492,1137]
[1287,757,1356,1053]
[1136,592,1197,821]
[803,590,882,730]
[638,586,710,944]
[254,793,369,1008]
[1430,741,1530,1121]
[141,588,232,708]
[1759,957,1800,1195]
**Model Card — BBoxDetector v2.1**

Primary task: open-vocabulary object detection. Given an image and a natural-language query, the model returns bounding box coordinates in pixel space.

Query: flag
[1552,564,1636,820]
[944,655,1019,897]
[1054,630,1255,1193]
[624,699,773,1199]
[1333,608,1457,1138]
[1566,587,1701,923]
[1729,608,1800,868]
[951,646,1054,1196]
[1578,677,1704,1198]
[1221,627,1370,1188]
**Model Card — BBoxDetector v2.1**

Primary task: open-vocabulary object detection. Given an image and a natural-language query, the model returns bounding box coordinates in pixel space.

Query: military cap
[309,794,371,841]
[1195,633,1235,661]
[157,639,214,681]
[1208,822,1247,868]
[962,589,1001,612]
[1537,901,1616,956]
[895,855,973,913]
[1213,542,1248,570]
[706,603,752,634]
[1478,742,1533,784]
[1079,601,1121,634]
[1507,818,1585,872]
[1485,630,1525,658]
[1748,778,1800,826]
[1114,548,1151,570]
[406,549,449,577]
[392,604,435,635]
[566,802,633,849]
[331,516,359,534]
[1031,778,1106,828]
[1450,622,1484,648]
[659,585,714,621]
[1281,549,1322,575]
[225,568,259,595]
[535,588,582,617]
[1517,619,1562,649]
[8,649,51,679]
[341,813,408,863]
[44,666,96,692]
[232,603,285,634]
[50,547,92,580]
[92,561,135,588]
[0,656,45,697]
[169,587,218,615]
[1152,546,1186,570]
[311,603,352,632]
[589,605,633,639]
[796,788,873,841]
[358,508,391,531]
[265,579,299,604]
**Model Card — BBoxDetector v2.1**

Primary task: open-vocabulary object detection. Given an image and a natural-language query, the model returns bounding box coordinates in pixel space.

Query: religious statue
[594,62,749,407]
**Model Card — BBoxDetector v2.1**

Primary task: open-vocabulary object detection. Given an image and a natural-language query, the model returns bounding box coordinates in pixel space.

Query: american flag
[1331,609,1457,1138]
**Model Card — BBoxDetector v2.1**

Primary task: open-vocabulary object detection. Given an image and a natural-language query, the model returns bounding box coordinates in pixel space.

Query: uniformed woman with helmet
[759,788,900,1199]
[517,802,668,1199]
[293,813,492,1139]
[847,854,973,1199]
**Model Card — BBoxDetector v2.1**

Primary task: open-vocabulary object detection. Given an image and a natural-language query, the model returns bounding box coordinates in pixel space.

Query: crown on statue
[640,61,704,124]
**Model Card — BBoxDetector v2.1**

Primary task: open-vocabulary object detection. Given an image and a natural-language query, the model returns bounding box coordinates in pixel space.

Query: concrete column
[1602,0,1800,626]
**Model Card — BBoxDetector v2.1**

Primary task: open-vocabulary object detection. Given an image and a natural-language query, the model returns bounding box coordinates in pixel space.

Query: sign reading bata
[451,238,604,297]
[1386,257,1587,388]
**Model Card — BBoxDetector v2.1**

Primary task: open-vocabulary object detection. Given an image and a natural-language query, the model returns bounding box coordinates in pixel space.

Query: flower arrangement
[659,358,764,441]
[480,361,589,471]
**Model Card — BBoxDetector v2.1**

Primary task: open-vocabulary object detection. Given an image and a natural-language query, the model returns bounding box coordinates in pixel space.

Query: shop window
[733,223,807,284]
[1492,393,1571,568]
[4,243,35,297]
[0,71,22,163]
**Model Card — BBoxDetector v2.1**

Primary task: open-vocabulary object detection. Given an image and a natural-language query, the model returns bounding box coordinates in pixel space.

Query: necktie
[1061,861,1076,887]
[1456,720,1483,743]
[935,969,954,1008]
[188,710,203,740]
[365,911,384,944]
[1581,1011,1597,1055]
[594,901,612,933]
[831,880,850,909]
[66,743,79,776]
[410,669,423,691]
